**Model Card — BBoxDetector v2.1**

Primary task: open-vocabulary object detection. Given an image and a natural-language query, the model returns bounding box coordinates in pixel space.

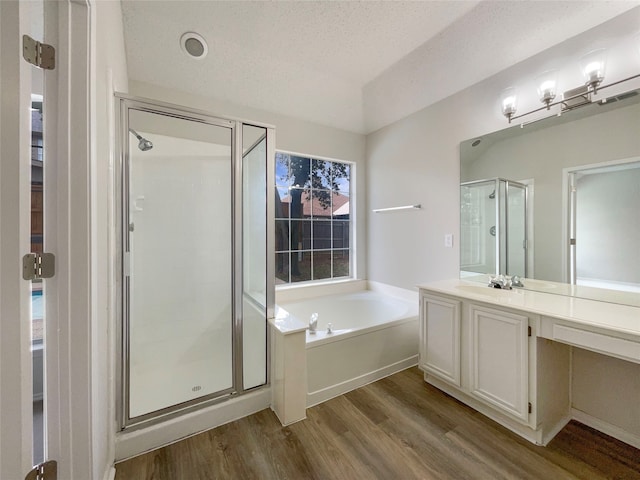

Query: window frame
[275,149,355,288]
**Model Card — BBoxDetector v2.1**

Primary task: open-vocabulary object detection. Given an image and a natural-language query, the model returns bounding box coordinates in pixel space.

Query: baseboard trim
[115,388,271,462]
[307,356,417,408]
[104,465,116,480]
[572,408,640,449]
[541,413,572,446]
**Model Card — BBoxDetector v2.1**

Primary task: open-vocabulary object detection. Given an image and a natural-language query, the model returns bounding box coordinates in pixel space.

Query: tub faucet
[511,275,525,288]
[309,313,318,334]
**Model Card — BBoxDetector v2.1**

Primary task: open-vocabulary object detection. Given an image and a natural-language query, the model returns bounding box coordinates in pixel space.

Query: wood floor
[115,367,640,480]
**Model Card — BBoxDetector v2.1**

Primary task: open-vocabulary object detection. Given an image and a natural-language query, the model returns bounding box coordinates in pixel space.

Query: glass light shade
[579,48,607,90]
[500,87,518,120]
[536,70,558,106]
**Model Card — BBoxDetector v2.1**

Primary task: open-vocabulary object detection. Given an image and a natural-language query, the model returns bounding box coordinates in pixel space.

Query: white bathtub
[277,282,419,407]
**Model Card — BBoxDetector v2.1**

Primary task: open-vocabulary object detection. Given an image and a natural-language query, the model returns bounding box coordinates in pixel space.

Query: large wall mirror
[460,87,640,307]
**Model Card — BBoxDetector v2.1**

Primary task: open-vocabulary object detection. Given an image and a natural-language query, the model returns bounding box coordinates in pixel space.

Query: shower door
[460,178,528,278]
[122,101,236,424]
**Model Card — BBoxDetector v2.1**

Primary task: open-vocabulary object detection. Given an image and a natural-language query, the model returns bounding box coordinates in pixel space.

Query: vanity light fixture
[535,70,558,108]
[501,46,640,124]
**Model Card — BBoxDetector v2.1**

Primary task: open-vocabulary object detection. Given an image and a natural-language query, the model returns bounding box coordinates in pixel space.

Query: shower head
[129,128,153,151]
[489,190,495,199]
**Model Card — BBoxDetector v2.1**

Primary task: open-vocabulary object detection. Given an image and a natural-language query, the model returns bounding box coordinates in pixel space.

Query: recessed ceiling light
[180,32,208,60]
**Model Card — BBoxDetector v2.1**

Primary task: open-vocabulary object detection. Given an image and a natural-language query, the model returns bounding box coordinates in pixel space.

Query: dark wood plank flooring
[115,367,640,479]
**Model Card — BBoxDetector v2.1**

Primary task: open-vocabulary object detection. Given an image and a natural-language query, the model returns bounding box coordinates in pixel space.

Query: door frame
[562,155,640,285]
[44,1,94,479]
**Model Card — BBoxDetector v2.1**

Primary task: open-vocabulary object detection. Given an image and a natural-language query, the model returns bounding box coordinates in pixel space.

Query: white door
[1,2,93,478]
[469,304,529,423]
[1,1,43,477]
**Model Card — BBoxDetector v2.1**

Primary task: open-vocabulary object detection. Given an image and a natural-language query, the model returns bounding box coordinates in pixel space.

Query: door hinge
[23,35,55,70]
[528,325,532,337]
[25,460,57,480]
[570,238,576,246]
[528,402,532,414]
[22,253,55,280]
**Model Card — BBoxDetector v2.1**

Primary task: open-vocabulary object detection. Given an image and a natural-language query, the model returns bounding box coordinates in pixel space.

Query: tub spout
[309,313,318,334]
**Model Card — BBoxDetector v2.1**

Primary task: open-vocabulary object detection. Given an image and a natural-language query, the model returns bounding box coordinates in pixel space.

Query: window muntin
[275,152,352,285]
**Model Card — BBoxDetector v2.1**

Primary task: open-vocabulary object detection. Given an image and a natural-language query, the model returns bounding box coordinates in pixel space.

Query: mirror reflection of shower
[129,128,153,151]
[460,178,528,279]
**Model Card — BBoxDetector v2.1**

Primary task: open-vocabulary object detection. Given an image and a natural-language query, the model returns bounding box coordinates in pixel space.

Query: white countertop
[417,279,640,340]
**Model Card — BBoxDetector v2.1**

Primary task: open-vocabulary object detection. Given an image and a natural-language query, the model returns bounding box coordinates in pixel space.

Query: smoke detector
[180,32,208,60]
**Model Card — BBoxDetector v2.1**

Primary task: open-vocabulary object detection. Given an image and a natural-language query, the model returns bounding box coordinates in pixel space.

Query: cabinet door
[469,305,529,422]
[419,294,461,386]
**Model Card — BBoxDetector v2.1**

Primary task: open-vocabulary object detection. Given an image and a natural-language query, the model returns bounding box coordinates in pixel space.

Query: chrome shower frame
[114,94,275,431]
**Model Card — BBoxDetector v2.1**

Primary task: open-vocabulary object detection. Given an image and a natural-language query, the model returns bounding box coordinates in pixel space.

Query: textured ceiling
[122,1,639,134]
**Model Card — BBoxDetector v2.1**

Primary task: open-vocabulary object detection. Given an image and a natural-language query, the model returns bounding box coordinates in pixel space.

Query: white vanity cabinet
[419,293,461,387]
[418,288,572,445]
[468,304,530,422]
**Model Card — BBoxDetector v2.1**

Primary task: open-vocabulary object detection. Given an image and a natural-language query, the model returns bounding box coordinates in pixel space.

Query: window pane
[312,220,332,249]
[312,159,331,189]
[275,220,289,252]
[288,187,309,219]
[275,186,290,219]
[291,251,311,282]
[289,155,310,188]
[276,253,290,284]
[313,251,332,280]
[332,220,349,249]
[331,162,350,195]
[275,152,290,187]
[291,219,311,250]
[310,189,332,218]
[333,249,350,278]
[332,192,349,219]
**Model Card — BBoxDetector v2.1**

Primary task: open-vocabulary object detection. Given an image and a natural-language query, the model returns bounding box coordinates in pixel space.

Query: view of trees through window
[275,152,351,284]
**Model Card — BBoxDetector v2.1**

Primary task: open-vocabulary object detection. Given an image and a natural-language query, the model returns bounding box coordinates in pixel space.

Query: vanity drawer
[551,324,640,364]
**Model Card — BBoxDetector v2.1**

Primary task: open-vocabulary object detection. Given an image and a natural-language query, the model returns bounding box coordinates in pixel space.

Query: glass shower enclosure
[116,95,274,428]
[460,178,528,279]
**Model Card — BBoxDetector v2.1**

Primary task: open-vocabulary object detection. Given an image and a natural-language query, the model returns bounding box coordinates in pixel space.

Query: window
[275,152,352,284]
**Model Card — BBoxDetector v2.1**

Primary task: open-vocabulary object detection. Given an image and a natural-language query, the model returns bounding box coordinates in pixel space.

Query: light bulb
[579,48,607,93]
[535,70,558,108]
[500,87,518,122]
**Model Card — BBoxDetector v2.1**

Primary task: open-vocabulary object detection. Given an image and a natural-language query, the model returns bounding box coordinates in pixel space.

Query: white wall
[366,12,640,448]
[128,80,368,282]
[93,1,128,478]
[366,85,493,290]
[572,349,640,440]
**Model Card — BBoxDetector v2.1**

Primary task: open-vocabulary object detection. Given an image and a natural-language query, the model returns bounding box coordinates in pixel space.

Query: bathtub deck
[115,367,640,479]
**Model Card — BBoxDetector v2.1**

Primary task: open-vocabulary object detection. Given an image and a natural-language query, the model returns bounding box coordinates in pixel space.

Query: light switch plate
[444,234,454,248]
